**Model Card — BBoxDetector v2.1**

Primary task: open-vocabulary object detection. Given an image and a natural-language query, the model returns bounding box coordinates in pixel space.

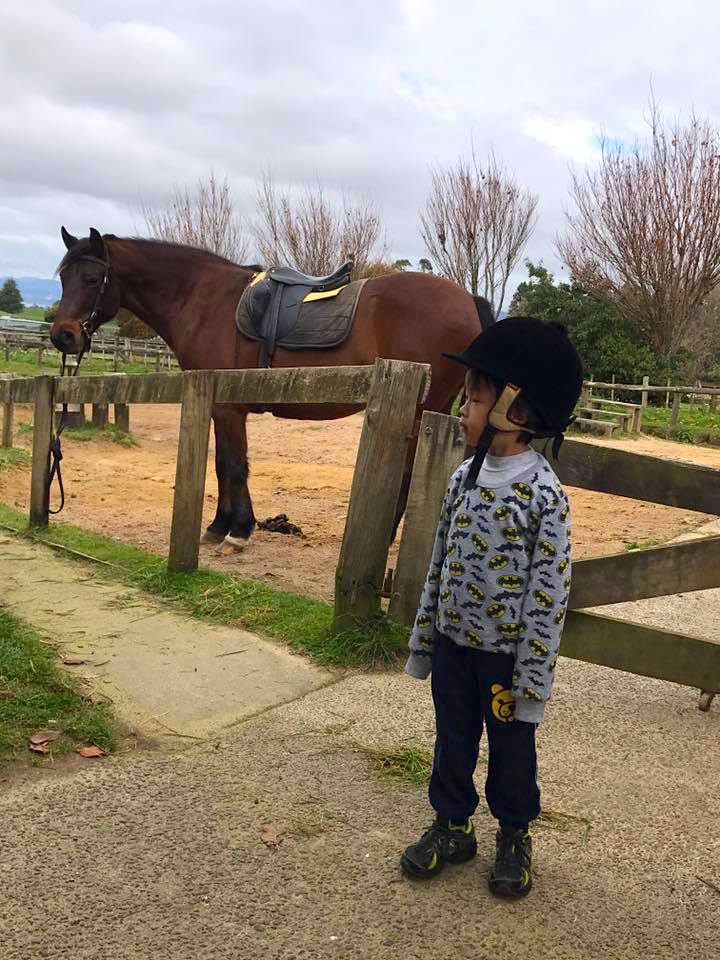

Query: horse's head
[50,227,121,354]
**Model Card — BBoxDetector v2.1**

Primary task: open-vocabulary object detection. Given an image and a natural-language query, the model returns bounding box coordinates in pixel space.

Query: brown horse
[49,227,489,548]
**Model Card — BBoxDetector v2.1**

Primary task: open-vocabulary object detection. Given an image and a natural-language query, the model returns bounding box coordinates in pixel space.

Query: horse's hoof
[201,529,227,545]
[219,534,247,554]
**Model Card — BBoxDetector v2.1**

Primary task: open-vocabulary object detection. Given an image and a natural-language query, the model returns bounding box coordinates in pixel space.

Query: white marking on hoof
[222,534,247,553]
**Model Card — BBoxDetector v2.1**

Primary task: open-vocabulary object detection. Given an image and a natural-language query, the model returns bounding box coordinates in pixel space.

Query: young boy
[401,316,584,898]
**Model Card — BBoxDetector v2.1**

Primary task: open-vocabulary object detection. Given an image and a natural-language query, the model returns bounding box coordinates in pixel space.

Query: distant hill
[0,276,61,307]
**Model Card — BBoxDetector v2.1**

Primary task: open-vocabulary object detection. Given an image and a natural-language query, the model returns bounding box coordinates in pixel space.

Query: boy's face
[459,371,497,447]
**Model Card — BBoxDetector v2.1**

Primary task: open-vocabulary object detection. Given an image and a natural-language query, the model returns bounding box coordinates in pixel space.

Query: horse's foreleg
[212,407,256,548]
[391,419,421,540]
[202,413,234,543]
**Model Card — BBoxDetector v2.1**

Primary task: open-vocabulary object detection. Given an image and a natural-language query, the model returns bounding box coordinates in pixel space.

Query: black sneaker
[401,818,477,879]
[488,828,532,898]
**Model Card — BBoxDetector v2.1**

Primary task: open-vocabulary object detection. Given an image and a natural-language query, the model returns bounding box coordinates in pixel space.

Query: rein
[50,254,112,514]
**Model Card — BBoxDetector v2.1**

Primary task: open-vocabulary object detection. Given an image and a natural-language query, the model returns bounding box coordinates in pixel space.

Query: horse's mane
[56,234,263,275]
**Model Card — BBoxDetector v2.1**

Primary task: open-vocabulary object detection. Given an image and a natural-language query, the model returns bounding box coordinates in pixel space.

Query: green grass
[14,420,136,448]
[624,539,662,552]
[0,448,31,472]
[641,403,720,446]
[9,307,46,321]
[0,503,409,669]
[0,609,115,761]
[359,743,434,786]
[0,347,173,379]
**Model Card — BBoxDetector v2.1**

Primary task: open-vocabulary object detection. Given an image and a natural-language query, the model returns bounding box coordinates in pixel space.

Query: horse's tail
[472,295,495,331]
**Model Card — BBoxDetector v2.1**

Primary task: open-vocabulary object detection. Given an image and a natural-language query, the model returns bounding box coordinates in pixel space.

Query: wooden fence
[388,411,720,710]
[0,360,430,633]
[586,378,720,431]
[0,331,178,370]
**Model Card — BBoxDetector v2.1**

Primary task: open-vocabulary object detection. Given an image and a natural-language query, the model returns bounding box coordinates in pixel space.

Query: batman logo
[502,526,522,543]
[449,561,465,577]
[440,589,452,603]
[416,614,432,628]
[464,629,483,646]
[428,570,441,583]
[447,543,457,556]
[557,558,569,574]
[497,574,524,591]
[454,495,465,510]
[478,487,496,504]
[512,670,521,685]
[416,636,433,650]
[529,638,550,658]
[456,513,472,529]
[512,481,532,502]
[471,534,489,552]
[486,603,506,619]
[539,541,557,558]
[523,687,543,702]
[489,555,509,571]
[564,577,572,591]
[467,583,485,602]
[446,609,462,624]
[554,610,566,625]
[533,590,554,609]
[548,658,557,673]
[560,503,570,521]
[494,505,513,521]
[497,621,526,638]
[528,512,540,532]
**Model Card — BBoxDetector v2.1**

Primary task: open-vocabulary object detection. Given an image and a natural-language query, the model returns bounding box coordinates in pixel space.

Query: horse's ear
[88,227,105,257]
[61,226,78,249]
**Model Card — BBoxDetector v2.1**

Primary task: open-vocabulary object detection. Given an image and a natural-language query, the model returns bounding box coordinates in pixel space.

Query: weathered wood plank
[389,411,467,626]
[91,404,109,429]
[570,536,720,609]
[29,376,55,527]
[1,401,13,448]
[168,371,215,572]
[213,365,377,405]
[55,373,183,404]
[114,403,130,433]
[0,377,37,404]
[563,610,720,693]
[333,359,431,632]
[536,438,720,514]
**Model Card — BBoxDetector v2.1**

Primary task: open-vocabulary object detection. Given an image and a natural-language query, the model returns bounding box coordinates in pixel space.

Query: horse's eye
[83,274,99,286]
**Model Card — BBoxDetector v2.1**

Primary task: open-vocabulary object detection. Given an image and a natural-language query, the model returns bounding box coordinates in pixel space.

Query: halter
[50,252,112,513]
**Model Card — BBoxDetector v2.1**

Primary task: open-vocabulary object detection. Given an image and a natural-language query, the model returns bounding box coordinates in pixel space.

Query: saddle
[236,261,364,367]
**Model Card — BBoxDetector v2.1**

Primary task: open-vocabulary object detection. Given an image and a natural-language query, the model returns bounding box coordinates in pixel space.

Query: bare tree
[420,151,538,316]
[558,101,720,357]
[253,175,384,277]
[683,289,720,380]
[143,173,249,263]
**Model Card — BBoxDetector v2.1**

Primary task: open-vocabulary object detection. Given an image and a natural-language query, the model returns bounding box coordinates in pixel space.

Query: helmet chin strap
[464,384,522,489]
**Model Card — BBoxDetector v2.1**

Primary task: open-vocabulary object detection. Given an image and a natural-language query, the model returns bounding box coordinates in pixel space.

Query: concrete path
[0,536,333,739]
[1,534,719,959]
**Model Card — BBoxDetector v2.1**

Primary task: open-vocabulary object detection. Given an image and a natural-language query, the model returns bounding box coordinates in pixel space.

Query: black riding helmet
[444,317,584,488]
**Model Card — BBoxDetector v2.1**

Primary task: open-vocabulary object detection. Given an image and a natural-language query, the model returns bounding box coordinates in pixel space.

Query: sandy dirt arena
[2,404,719,598]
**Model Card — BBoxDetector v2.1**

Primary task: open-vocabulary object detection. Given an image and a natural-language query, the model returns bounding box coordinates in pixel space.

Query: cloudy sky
[2,0,720,294]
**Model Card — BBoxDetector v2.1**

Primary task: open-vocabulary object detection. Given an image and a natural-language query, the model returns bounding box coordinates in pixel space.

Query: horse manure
[257,514,303,537]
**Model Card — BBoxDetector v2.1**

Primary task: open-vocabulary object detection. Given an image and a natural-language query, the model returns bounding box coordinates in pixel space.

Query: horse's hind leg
[203,407,256,548]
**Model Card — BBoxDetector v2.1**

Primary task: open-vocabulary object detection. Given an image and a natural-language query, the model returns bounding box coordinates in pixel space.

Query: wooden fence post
[168,370,215,572]
[641,375,650,408]
[2,401,13,448]
[114,403,130,433]
[29,375,55,527]
[671,391,682,429]
[92,403,108,429]
[388,411,466,626]
[665,379,671,407]
[333,359,430,634]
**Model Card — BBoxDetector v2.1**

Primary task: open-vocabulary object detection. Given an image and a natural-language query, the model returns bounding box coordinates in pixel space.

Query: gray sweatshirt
[405,449,572,724]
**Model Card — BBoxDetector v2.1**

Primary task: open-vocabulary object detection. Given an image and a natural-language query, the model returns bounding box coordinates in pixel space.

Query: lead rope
[48,346,86,515]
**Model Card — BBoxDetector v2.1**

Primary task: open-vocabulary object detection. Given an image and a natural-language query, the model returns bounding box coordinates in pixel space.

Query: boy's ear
[507,403,528,427]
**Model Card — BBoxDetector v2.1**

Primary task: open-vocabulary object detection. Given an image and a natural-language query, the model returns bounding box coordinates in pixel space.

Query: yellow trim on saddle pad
[303,285,348,302]
[248,271,267,287]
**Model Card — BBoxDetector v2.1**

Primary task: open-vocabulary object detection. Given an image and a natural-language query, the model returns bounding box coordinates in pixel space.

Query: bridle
[50,252,113,513]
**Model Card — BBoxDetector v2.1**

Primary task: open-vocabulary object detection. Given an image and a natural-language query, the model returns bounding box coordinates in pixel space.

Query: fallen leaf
[261,824,282,849]
[63,657,86,666]
[30,729,61,746]
[77,745,107,758]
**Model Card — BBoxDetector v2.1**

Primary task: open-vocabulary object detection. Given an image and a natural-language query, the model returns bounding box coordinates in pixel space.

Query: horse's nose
[51,327,81,353]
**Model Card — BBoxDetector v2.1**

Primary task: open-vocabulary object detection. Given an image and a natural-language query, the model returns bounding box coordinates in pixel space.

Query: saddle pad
[236,278,366,352]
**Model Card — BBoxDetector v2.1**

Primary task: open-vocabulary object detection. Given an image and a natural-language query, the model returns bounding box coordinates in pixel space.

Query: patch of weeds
[359,743,434,786]
[0,503,408,669]
[63,423,137,447]
[17,422,34,436]
[0,448,31,472]
[624,539,662,552]
[0,609,116,761]
[535,809,592,837]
